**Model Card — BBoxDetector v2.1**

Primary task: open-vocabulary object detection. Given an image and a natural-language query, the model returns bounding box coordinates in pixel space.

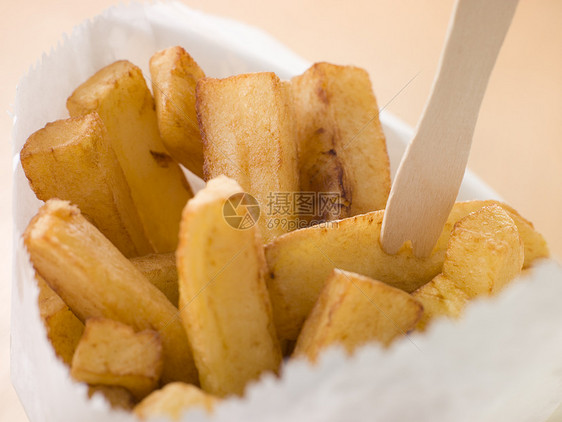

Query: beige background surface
[1,1,560,420]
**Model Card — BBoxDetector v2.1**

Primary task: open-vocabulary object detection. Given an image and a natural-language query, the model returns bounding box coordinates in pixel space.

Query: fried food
[291,62,391,219]
[177,176,282,396]
[71,318,163,400]
[24,199,198,385]
[87,385,135,410]
[294,269,422,362]
[150,46,206,178]
[130,253,178,307]
[413,205,524,330]
[266,200,548,341]
[443,200,548,268]
[135,382,217,421]
[20,113,153,257]
[492,202,549,268]
[36,274,84,366]
[19,51,552,417]
[196,72,299,242]
[67,60,192,253]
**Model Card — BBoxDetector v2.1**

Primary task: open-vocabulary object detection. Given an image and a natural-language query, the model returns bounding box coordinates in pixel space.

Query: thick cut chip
[294,269,422,362]
[150,46,206,178]
[492,202,549,268]
[131,253,178,307]
[196,72,299,242]
[135,382,217,421]
[67,60,192,253]
[414,205,525,330]
[266,200,548,341]
[36,274,84,365]
[24,199,198,385]
[291,62,390,219]
[71,318,163,400]
[442,205,524,296]
[412,275,468,331]
[88,385,135,410]
[177,176,282,397]
[21,113,153,257]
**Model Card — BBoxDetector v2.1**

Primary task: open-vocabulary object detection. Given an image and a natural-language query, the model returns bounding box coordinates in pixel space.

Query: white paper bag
[11,2,562,421]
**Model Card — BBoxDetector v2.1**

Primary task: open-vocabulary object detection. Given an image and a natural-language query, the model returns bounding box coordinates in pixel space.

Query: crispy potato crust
[24,199,198,385]
[291,62,391,219]
[197,72,299,242]
[130,253,178,307]
[150,46,206,177]
[67,60,192,253]
[414,205,524,330]
[294,269,422,362]
[21,113,153,257]
[71,318,163,400]
[135,382,217,421]
[36,274,84,366]
[177,176,282,397]
[266,200,548,341]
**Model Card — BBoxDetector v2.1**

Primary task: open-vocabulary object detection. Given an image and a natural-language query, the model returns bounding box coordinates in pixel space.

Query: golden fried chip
[135,383,217,421]
[88,385,135,410]
[71,318,163,400]
[67,60,192,252]
[177,176,282,396]
[414,205,524,330]
[150,46,206,177]
[24,199,198,385]
[36,274,84,366]
[266,200,546,341]
[130,253,178,307]
[291,62,390,219]
[197,72,299,242]
[87,385,135,410]
[21,113,153,257]
[294,269,422,362]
